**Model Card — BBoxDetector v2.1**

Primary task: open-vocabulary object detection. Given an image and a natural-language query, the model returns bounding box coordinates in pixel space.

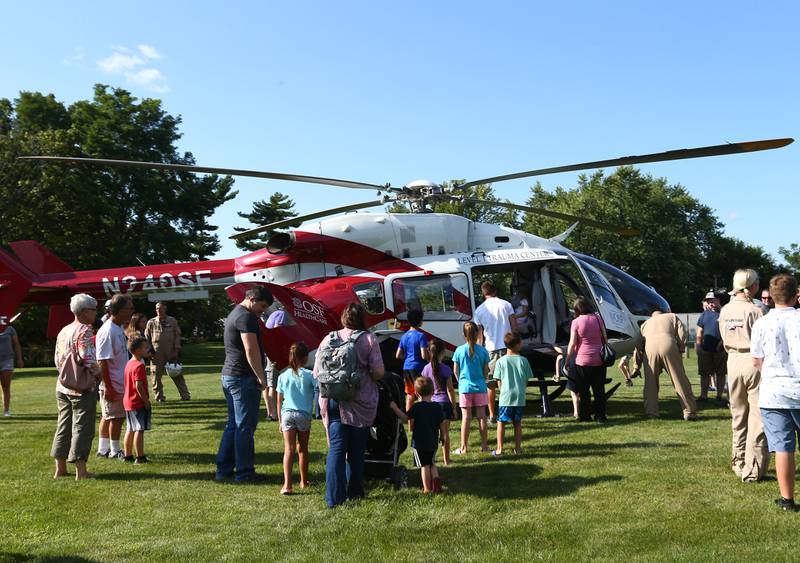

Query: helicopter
[1,138,793,405]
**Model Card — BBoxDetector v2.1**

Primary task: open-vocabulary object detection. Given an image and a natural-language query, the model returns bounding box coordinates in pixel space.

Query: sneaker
[134,456,150,464]
[491,449,503,457]
[3,411,10,417]
[122,455,135,463]
[452,447,466,455]
[96,450,109,458]
[489,417,497,425]
[775,497,798,512]
[109,451,126,460]
[684,414,699,421]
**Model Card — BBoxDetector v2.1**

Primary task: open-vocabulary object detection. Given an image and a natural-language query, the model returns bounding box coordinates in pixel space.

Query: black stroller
[364,371,408,489]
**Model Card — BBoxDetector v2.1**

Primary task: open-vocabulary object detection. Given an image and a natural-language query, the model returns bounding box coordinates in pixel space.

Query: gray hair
[70,293,98,315]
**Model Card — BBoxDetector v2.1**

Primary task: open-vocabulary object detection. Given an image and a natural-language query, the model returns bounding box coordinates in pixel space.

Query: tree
[233,193,298,252]
[521,166,776,311]
[779,244,800,274]
[0,85,236,268]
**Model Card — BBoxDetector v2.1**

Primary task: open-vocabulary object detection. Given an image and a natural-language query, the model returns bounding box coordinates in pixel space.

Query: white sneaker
[3,411,10,417]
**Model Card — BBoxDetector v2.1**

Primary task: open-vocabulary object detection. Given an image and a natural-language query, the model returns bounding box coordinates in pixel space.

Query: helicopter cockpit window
[353,280,385,315]
[391,273,471,321]
[578,259,621,309]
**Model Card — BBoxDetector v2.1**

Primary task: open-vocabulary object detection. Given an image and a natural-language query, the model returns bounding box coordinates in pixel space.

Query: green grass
[1,344,797,562]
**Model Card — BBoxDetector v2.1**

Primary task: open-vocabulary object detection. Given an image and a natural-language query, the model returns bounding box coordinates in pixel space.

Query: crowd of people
[29,267,800,511]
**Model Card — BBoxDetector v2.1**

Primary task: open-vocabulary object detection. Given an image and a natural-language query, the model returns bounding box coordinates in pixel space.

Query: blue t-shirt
[408,401,444,451]
[277,367,317,417]
[697,310,722,352]
[452,343,489,394]
[399,329,429,372]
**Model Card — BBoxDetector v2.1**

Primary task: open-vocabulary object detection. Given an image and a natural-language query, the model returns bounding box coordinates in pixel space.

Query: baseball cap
[704,291,716,300]
[728,269,758,296]
[104,299,112,309]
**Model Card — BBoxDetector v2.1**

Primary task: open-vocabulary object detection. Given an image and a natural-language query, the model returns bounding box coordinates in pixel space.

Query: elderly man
[145,302,189,401]
[96,294,135,459]
[696,291,727,405]
[719,268,769,482]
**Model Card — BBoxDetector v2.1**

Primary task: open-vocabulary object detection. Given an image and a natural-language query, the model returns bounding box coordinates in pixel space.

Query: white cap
[704,291,716,300]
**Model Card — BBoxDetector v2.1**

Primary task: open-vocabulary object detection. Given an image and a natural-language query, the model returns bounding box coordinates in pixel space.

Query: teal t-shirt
[277,367,317,417]
[452,343,489,394]
[492,354,533,407]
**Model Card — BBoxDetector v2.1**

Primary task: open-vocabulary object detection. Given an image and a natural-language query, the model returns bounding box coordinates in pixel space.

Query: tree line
[1,85,794,344]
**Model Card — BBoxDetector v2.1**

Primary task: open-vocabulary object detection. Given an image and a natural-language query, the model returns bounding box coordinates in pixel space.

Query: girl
[452,321,490,454]
[276,342,318,495]
[421,339,457,465]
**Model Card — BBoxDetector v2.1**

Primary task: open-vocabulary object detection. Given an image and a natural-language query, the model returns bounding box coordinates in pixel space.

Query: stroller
[364,371,408,489]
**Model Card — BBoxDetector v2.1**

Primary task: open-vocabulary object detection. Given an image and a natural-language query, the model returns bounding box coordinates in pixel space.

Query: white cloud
[138,44,162,60]
[96,45,169,93]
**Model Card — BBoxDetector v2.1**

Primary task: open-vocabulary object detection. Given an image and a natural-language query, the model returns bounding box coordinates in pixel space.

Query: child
[389,377,445,493]
[395,309,430,416]
[123,336,152,464]
[554,345,580,419]
[452,321,490,454]
[421,339,457,465]
[492,332,533,456]
[276,342,317,495]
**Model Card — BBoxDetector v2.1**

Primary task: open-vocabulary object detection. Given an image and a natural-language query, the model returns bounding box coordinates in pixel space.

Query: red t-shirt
[123,358,149,410]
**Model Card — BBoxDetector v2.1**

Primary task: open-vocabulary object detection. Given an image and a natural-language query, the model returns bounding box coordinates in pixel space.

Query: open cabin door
[226,283,341,371]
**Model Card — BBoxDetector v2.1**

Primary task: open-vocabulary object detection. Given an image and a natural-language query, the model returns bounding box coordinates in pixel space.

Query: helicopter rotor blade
[229,198,390,240]
[19,155,395,192]
[459,197,640,236]
[457,137,794,190]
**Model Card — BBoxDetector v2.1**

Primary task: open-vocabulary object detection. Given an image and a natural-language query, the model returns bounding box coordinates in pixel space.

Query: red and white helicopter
[2,138,792,397]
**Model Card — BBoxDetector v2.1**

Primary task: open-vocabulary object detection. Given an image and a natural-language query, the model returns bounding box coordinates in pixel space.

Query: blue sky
[2,1,798,261]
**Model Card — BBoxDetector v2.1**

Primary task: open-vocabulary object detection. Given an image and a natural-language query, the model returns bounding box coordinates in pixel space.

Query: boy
[395,309,430,416]
[123,336,152,464]
[751,274,800,511]
[492,332,533,456]
[389,377,444,493]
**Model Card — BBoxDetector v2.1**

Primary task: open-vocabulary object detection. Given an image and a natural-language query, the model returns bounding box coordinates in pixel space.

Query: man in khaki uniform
[145,302,190,401]
[719,269,768,481]
[633,308,698,420]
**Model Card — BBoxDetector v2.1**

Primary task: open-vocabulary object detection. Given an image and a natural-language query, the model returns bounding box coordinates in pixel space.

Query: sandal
[491,450,503,457]
[452,448,466,455]
[280,488,293,495]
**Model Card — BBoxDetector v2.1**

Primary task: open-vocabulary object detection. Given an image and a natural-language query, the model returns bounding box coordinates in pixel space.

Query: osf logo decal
[291,297,328,326]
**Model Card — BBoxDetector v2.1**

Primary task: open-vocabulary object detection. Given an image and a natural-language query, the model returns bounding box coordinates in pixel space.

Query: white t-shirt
[751,307,800,409]
[96,320,128,394]
[474,297,514,352]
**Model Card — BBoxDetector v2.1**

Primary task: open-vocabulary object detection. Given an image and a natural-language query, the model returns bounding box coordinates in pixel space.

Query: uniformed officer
[145,302,190,401]
[718,268,769,481]
[633,307,698,420]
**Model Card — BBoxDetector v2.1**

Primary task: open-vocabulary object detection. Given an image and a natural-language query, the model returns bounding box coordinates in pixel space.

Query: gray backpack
[316,330,369,401]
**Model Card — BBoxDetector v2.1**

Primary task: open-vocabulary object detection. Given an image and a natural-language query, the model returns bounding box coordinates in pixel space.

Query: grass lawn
[1,343,797,562]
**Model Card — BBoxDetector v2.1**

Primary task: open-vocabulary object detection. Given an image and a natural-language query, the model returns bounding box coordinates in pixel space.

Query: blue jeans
[216,375,261,481]
[326,403,369,507]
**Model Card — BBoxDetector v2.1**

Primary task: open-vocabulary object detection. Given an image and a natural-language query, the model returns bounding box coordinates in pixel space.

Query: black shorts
[414,449,436,467]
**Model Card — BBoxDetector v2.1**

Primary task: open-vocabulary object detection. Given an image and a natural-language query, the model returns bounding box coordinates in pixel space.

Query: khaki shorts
[100,388,125,419]
[487,349,506,389]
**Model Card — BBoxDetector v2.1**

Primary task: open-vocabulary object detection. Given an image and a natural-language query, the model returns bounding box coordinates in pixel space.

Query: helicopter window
[578,260,621,309]
[391,273,471,321]
[353,280,385,315]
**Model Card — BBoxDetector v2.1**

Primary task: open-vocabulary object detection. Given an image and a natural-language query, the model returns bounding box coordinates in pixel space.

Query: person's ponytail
[288,341,308,376]
[429,339,443,393]
[463,322,478,358]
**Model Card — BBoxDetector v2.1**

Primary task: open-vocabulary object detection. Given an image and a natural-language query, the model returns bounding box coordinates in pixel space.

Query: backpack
[316,330,369,401]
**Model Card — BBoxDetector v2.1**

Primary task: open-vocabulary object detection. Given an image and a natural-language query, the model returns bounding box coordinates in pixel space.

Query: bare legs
[775,452,796,501]
[263,388,277,420]
[124,430,145,457]
[420,464,440,493]
[440,420,451,465]
[487,387,497,420]
[496,421,522,455]
[98,417,123,443]
[282,428,310,493]
[459,406,488,453]
[0,370,11,414]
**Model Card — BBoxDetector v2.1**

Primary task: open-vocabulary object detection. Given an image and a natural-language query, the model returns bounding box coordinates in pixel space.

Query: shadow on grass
[532,441,686,458]
[0,553,99,563]
[443,461,623,499]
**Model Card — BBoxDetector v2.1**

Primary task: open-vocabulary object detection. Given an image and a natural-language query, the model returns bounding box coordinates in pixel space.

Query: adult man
[96,294,135,459]
[216,286,273,483]
[719,268,769,482]
[696,291,727,405]
[145,302,189,401]
[761,289,774,310]
[473,281,517,423]
[751,274,800,511]
[633,307,698,420]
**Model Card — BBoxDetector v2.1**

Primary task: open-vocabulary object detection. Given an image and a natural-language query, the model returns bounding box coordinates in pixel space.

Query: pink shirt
[572,314,604,367]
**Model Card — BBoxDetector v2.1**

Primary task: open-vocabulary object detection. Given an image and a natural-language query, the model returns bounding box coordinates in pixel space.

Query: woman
[315,303,384,508]
[51,294,102,480]
[0,323,24,417]
[125,312,148,341]
[566,296,607,423]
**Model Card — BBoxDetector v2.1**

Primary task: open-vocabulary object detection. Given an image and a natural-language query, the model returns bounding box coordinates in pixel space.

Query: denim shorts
[126,407,152,432]
[280,409,311,432]
[760,408,800,453]
[498,405,524,423]
[0,358,14,371]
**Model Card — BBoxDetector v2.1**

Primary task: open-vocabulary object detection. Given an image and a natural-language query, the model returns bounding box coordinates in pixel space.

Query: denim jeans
[216,375,261,481]
[326,403,369,507]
